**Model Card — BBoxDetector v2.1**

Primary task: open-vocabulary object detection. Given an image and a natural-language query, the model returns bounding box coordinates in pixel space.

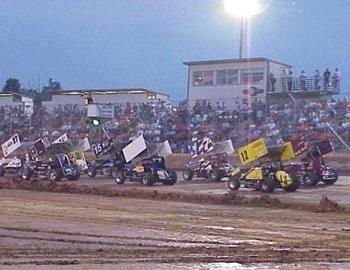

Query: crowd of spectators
[1,97,350,155]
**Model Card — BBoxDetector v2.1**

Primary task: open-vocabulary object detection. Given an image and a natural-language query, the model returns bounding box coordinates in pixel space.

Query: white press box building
[184,57,292,109]
[42,88,169,112]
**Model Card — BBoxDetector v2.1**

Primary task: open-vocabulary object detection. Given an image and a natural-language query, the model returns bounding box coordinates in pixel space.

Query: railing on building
[267,77,340,95]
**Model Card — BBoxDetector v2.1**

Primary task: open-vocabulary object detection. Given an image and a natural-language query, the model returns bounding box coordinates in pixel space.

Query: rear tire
[114,170,126,185]
[143,172,156,186]
[322,169,338,185]
[228,175,240,191]
[183,168,194,181]
[163,170,177,186]
[259,178,275,193]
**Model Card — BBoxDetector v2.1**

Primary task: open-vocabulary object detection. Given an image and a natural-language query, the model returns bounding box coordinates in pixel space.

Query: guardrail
[268,77,340,94]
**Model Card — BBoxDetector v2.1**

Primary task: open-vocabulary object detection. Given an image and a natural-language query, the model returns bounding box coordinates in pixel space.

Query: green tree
[42,78,62,92]
[2,78,21,92]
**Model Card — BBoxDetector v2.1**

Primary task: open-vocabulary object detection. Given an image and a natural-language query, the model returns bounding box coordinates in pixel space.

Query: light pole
[224,0,263,59]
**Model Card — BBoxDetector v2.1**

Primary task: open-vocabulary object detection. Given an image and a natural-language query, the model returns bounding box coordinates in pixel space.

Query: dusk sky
[0,0,349,101]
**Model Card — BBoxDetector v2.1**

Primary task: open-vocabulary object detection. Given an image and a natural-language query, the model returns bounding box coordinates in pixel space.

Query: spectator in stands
[299,70,307,91]
[1,90,350,155]
[269,73,276,92]
[323,68,331,90]
[314,69,320,89]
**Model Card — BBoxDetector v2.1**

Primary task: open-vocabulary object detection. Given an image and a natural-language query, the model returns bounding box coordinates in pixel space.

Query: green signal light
[91,118,101,127]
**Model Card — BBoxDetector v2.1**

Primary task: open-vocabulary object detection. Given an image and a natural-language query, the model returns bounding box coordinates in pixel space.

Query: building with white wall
[184,57,340,109]
[42,88,169,111]
[0,92,34,115]
[184,57,292,109]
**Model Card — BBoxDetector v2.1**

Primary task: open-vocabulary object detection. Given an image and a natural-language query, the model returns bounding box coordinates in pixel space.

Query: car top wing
[213,139,234,155]
[149,140,172,158]
[122,135,147,163]
[238,138,268,165]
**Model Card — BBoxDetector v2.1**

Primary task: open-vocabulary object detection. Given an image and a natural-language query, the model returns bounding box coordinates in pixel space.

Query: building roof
[0,91,33,100]
[52,88,169,97]
[183,57,292,68]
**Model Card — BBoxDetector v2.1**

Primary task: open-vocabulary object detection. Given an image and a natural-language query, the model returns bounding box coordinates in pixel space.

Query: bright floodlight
[224,0,262,18]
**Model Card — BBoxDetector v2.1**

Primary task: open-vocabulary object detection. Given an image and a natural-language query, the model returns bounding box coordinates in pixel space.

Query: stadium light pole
[224,0,263,59]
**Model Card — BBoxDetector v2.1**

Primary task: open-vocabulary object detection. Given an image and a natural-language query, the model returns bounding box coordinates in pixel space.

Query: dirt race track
[0,175,350,269]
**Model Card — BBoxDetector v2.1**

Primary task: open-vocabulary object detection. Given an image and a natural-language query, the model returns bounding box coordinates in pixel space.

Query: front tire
[259,178,275,193]
[48,170,62,182]
[143,172,156,186]
[228,175,240,191]
[114,170,126,185]
[21,170,32,181]
[0,166,5,177]
[209,169,223,181]
[183,168,193,181]
[87,166,97,178]
[67,169,80,181]
[303,173,319,187]
[283,177,300,192]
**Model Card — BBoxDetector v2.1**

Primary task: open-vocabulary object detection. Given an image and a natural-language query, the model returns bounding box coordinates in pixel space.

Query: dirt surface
[1,174,349,212]
[1,174,350,269]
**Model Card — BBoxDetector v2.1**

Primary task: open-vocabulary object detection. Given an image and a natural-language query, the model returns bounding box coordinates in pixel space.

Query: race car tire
[183,168,193,181]
[16,168,23,178]
[163,170,177,186]
[67,169,80,181]
[228,175,240,191]
[114,170,126,185]
[322,169,338,185]
[283,177,300,192]
[0,166,5,177]
[303,173,319,187]
[87,166,97,178]
[48,170,62,182]
[21,170,32,181]
[143,172,156,186]
[209,169,223,182]
[259,178,275,193]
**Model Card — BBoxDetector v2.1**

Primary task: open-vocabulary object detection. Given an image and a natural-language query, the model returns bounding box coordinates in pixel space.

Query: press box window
[241,69,264,84]
[216,70,227,85]
[192,71,214,86]
[227,70,239,84]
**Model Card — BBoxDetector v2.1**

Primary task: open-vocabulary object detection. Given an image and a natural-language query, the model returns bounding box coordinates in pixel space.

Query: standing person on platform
[299,70,307,91]
[332,68,340,89]
[281,69,288,92]
[314,69,320,89]
[323,68,331,90]
[269,73,276,92]
[287,71,293,92]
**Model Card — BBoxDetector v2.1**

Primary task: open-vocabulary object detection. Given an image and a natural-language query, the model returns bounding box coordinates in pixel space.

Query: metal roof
[183,57,292,68]
[0,91,33,100]
[52,88,169,97]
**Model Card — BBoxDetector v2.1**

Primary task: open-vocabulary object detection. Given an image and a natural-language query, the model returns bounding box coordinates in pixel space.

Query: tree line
[2,78,62,105]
